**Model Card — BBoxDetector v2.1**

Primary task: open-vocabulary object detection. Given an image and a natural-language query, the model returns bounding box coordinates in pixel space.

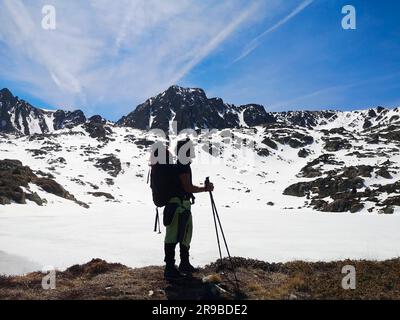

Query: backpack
[150,163,176,207]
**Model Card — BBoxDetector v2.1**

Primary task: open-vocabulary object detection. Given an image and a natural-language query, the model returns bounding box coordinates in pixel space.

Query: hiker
[163,138,214,279]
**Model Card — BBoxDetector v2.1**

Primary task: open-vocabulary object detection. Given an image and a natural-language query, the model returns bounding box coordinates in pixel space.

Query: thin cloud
[171,1,260,83]
[0,0,260,116]
[269,72,400,111]
[234,0,314,63]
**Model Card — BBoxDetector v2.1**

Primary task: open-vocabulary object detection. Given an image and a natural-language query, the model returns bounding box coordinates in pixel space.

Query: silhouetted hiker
[162,138,214,280]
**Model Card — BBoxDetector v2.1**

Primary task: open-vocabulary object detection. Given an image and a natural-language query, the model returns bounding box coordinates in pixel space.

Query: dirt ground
[1,257,399,300]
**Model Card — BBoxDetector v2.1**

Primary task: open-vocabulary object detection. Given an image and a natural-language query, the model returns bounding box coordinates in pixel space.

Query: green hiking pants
[164,197,193,247]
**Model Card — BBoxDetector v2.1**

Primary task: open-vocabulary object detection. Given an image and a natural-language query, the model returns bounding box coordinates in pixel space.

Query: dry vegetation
[0,258,399,300]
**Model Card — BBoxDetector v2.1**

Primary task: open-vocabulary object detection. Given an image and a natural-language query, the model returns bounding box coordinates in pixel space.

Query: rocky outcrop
[0,159,87,207]
[84,115,113,140]
[92,155,122,177]
[284,158,400,213]
[323,137,352,152]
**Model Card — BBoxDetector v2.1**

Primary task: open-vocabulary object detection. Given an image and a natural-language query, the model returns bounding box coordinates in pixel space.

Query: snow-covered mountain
[1,86,400,275]
[0,88,86,135]
[117,85,274,131]
[2,85,400,214]
[116,85,400,133]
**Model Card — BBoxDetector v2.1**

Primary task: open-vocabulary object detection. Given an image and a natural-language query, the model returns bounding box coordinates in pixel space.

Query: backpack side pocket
[163,202,179,226]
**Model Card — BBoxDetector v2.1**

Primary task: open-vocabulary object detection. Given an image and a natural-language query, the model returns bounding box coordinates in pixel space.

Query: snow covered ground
[1,200,400,276]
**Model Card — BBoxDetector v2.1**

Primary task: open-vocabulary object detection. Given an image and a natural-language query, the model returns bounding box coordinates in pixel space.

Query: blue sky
[0,0,399,120]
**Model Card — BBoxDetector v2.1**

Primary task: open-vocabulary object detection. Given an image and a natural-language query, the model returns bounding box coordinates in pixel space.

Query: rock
[88,192,115,200]
[284,170,365,213]
[53,110,86,130]
[274,131,314,149]
[368,109,377,118]
[363,119,372,129]
[261,137,278,150]
[48,157,67,165]
[0,159,87,207]
[382,196,400,207]
[377,106,385,113]
[34,178,70,199]
[323,138,352,152]
[376,168,392,179]
[342,166,374,178]
[299,154,343,178]
[380,130,400,142]
[93,155,122,177]
[350,203,364,213]
[301,167,323,178]
[380,206,394,214]
[26,149,47,157]
[0,196,11,205]
[26,192,44,206]
[84,116,112,140]
[134,139,154,148]
[34,170,55,179]
[298,148,310,158]
[105,178,114,186]
[323,199,352,212]
[283,182,310,197]
[376,181,400,194]
[256,148,270,157]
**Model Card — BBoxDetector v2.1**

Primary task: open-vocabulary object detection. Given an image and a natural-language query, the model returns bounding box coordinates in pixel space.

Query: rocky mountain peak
[117,85,271,131]
[0,88,14,100]
[0,88,87,135]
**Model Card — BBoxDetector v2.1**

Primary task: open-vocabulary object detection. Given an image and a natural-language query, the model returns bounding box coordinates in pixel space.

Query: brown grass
[0,257,399,300]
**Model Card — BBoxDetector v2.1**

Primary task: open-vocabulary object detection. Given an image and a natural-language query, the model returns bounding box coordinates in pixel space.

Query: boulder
[261,137,278,150]
[298,148,310,158]
[93,155,122,177]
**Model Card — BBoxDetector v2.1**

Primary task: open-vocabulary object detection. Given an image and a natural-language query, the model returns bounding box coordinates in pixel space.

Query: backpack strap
[154,207,161,234]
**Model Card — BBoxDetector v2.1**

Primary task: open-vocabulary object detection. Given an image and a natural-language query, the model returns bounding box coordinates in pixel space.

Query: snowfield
[1,201,400,276]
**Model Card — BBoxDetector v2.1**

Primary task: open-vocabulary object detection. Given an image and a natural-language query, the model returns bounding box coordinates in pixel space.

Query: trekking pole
[205,177,223,262]
[205,177,239,286]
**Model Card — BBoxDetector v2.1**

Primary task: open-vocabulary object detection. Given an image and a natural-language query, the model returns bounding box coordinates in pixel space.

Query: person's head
[150,142,173,165]
[176,138,195,165]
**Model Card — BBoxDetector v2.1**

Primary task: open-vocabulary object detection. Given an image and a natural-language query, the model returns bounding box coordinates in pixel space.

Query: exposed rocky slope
[0,88,86,135]
[0,159,87,207]
[1,257,399,300]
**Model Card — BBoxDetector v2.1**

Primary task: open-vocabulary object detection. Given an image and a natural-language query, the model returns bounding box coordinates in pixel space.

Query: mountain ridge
[0,88,86,135]
[2,86,398,135]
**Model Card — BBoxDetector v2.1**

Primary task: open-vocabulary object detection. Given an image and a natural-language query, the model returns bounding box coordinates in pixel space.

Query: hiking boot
[179,244,199,274]
[164,243,184,280]
[164,264,184,280]
[179,261,199,274]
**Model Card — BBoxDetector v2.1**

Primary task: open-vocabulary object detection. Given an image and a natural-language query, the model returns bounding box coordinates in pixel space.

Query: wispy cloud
[269,72,400,111]
[234,0,314,63]
[0,0,260,117]
[171,1,261,83]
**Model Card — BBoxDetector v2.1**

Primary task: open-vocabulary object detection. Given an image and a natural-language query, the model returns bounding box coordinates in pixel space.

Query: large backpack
[150,163,175,207]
